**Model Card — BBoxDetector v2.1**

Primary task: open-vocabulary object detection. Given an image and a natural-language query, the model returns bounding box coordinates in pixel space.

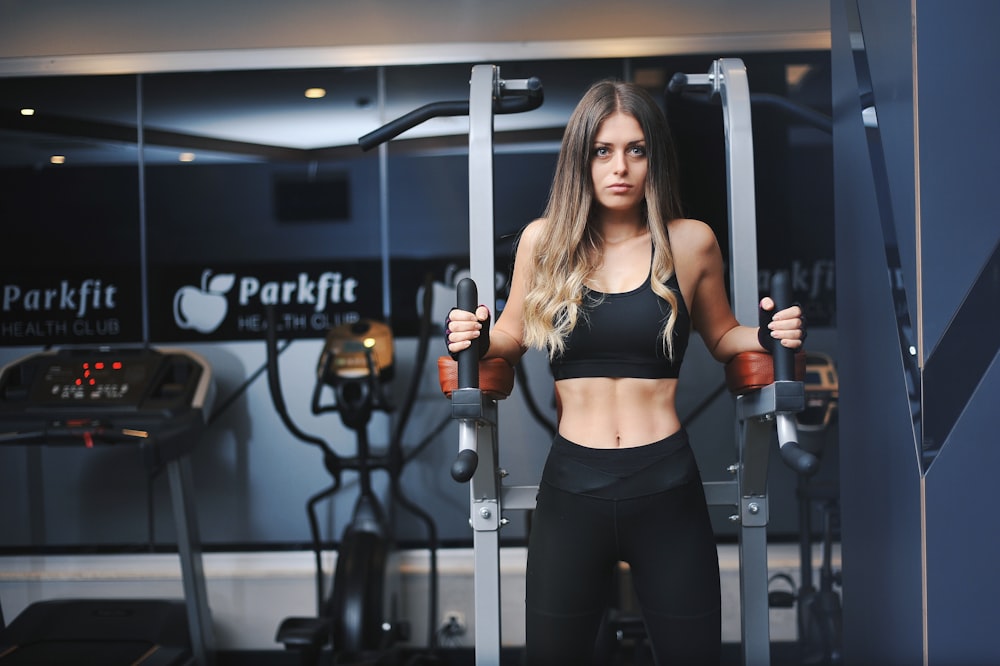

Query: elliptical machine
[265,311,440,666]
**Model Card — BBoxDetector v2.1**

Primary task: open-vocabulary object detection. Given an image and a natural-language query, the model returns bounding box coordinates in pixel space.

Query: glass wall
[0,50,833,549]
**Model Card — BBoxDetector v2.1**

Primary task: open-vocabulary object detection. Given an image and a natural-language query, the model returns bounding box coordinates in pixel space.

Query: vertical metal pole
[737,417,774,666]
[166,456,216,666]
[468,64,497,311]
[470,405,502,666]
[716,58,760,326]
[136,74,150,345]
[715,57,771,666]
[377,66,392,322]
[467,64,502,666]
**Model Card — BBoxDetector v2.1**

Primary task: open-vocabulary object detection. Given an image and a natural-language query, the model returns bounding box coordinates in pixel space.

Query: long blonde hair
[521,80,686,359]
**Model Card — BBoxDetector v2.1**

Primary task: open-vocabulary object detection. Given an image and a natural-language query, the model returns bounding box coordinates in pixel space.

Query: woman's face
[590,111,648,214]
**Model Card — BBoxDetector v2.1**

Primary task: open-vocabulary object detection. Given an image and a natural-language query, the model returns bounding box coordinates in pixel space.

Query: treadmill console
[0,347,215,460]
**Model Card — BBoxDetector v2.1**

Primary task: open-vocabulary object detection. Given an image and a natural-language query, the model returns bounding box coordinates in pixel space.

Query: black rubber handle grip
[771,271,794,382]
[358,100,470,151]
[455,278,479,390]
[451,448,478,483]
[358,77,544,151]
[451,277,480,483]
[770,270,819,476]
[495,77,544,114]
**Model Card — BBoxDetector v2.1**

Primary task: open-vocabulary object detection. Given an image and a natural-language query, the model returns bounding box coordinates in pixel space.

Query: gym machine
[0,346,217,665]
[672,65,842,664]
[266,312,444,666]
[360,64,541,666]
[667,59,818,666]
[367,60,815,665]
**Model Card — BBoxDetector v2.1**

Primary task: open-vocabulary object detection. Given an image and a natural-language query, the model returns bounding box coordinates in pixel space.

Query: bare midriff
[553,376,681,449]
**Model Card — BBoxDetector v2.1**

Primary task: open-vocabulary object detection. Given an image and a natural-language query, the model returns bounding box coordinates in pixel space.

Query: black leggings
[524,431,721,666]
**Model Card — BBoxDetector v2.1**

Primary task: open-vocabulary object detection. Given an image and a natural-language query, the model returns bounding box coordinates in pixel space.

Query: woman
[446,80,804,665]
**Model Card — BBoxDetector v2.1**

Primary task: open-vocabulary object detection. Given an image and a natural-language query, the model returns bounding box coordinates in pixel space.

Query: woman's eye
[594,146,609,157]
[629,145,647,156]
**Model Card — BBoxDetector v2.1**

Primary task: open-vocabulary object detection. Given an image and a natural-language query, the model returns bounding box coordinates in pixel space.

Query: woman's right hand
[446,305,491,357]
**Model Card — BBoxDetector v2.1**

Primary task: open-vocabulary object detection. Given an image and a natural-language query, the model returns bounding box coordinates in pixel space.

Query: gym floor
[216,642,807,666]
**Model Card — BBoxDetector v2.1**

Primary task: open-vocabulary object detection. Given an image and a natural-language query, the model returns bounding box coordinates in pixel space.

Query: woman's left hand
[758,297,807,349]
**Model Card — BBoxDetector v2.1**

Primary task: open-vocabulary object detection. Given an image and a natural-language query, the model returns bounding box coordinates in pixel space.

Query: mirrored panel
[0,74,145,345]
[844,0,923,463]
[140,68,386,343]
[0,51,834,549]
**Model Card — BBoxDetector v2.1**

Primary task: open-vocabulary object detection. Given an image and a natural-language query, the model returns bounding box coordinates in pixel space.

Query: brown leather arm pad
[725,351,807,395]
[437,356,515,400]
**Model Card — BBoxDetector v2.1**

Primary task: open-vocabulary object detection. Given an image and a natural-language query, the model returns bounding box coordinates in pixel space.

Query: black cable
[306,482,341,616]
[146,468,156,553]
[388,272,442,651]
[391,273,434,449]
[204,339,291,427]
[680,381,728,428]
[263,305,333,454]
[402,413,452,465]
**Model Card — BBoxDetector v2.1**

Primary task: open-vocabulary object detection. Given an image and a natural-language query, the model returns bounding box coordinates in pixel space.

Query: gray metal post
[468,404,503,666]
[675,58,772,666]
[357,65,541,665]
[715,58,760,326]
[467,64,503,665]
[468,64,497,311]
[166,455,216,666]
[711,58,773,666]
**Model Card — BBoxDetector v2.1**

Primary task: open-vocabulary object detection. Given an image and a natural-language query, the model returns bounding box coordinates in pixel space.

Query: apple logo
[417,264,509,330]
[173,269,236,334]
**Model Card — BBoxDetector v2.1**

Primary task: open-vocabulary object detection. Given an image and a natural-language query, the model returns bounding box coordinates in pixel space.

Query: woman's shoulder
[521,217,547,239]
[515,218,547,252]
[667,217,719,253]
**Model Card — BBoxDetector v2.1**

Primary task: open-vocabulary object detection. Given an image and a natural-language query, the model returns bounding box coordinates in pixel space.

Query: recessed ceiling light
[20,108,35,116]
[786,64,812,87]
[304,87,327,99]
[178,152,196,162]
[50,155,65,164]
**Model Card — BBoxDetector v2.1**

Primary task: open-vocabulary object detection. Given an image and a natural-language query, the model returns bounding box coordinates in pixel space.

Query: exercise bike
[265,309,440,666]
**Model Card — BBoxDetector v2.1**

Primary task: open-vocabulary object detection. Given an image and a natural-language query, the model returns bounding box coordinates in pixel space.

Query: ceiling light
[304,87,327,99]
[785,65,812,87]
[20,108,35,116]
[50,155,65,164]
[178,152,196,162]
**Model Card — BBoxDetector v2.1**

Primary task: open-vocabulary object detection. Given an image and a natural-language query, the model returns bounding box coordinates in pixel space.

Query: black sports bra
[549,271,690,380]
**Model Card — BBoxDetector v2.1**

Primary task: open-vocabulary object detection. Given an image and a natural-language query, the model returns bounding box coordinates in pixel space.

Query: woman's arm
[445,219,542,366]
[673,219,804,363]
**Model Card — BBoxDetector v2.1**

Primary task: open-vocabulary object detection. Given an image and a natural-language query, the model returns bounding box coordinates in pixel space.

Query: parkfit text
[237,272,358,311]
[3,279,117,317]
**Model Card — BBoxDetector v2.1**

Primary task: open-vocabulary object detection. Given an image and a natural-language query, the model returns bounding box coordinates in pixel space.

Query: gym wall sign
[148,261,383,342]
[0,268,144,346]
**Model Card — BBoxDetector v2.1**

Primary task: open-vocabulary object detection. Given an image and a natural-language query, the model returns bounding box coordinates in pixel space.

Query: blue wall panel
[925,357,1000,662]
[835,0,1000,662]
[832,0,924,662]
[916,1,1000,355]
[919,1,1000,662]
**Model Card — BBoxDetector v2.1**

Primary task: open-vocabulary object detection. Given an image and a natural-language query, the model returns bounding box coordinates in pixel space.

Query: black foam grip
[455,278,478,390]
[495,77,544,114]
[771,270,818,476]
[780,441,819,475]
[358,100,469,151]
[451,449,479,483]
[770,270,794,382]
